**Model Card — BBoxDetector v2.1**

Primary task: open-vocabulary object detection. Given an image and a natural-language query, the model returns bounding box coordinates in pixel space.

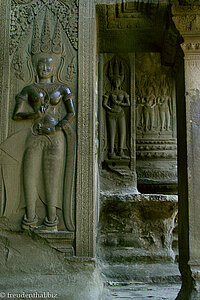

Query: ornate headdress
[31,11,62,68]
[108,56,125,85]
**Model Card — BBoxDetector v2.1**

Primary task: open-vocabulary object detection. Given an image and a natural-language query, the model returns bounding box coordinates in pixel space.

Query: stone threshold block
[98,193,178,263]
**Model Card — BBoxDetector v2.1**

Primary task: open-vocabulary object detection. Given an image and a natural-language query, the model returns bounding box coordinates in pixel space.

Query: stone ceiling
[96,1,182,67]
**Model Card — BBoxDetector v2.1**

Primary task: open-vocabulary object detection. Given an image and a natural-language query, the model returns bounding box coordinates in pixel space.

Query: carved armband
[15,93,27,104]
[63,92,73,103]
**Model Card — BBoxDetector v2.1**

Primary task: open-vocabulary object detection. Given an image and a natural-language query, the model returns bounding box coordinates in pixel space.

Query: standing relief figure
[103,57,130,159]
[12,16,75,232]
[143,89,156,131]
[136,75,157,132]
[136,96,145,129]
[158,86,172,131]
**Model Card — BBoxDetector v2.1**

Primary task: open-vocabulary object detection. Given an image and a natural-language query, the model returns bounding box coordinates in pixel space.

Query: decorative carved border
[0,1,11,143]
[181,38,200,54]
[137,152,177,159]
[172,4,200,35]
[10,0,78,55]
[76,0,97,257]
[137,169,177,180]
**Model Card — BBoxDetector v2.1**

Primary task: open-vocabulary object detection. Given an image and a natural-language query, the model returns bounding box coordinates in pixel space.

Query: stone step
[101,262,181,284]
[104,282,181,300]
[102,263,181,300]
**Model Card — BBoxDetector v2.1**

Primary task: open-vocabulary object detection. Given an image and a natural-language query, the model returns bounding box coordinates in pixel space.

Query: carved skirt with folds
[107,108,125,121]
[25,130,65,155]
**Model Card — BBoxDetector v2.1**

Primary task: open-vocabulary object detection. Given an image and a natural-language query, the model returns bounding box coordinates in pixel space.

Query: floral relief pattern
[10,0,78,55]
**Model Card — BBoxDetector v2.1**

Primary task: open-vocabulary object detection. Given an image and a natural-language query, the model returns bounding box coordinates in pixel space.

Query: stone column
[76,0,98,257]
[0,0,11,143]
[0,0,11,216]
[173,4,200,299]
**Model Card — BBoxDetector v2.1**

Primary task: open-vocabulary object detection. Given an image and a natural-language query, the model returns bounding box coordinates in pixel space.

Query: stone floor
[105,282,181,299]
[102,263,181,300]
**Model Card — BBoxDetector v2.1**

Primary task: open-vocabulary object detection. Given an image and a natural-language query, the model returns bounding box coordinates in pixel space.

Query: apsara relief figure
[103,57,130,159]
[143,90,157,131]
[12,16,76,232]
[158,86,172,131]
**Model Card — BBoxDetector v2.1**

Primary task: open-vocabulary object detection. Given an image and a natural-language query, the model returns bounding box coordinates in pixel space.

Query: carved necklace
[33,83,60,106]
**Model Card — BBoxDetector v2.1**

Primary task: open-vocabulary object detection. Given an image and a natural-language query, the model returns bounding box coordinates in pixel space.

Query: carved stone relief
[0,5,77,254]
[102,55,131,166]
[100,54,137,192]
[10,0,78,55]
[172,4,200,34]
[184,59,200,89]
[103,56,130,161]
[136,53,174,137]
[135,53,177,191]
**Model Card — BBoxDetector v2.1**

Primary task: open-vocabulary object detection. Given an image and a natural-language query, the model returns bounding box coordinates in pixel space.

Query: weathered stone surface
[0,225,103,300]
[101,262,181,284]
[76,0,98,257]
[98,193,178,263]
[104,282,181,300]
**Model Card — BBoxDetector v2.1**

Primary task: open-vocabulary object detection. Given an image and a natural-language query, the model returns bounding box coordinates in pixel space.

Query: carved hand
[56,119,69,130]
[110,107,120,113]
[34,105,48,119]
[37,125,55,135]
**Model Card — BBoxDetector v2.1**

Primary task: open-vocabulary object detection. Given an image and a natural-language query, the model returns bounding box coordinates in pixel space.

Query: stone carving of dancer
[143,92,156,131]
[13,17,75,232]
[158,86,172,131]
[103,57,130,159]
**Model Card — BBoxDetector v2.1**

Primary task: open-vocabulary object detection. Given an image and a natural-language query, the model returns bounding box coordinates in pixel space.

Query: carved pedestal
[34,231,75,256]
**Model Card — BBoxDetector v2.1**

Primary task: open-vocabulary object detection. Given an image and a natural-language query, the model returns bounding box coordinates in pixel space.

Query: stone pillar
[76,0,98,257]
[0,0,11,219]
[173,4,200,299]
[0,0,10,143]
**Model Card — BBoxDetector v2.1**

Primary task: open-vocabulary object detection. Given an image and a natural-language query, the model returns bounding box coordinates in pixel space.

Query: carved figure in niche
[12,16,75,232]
[103,57,130,159]
[136,96,145,129]
[143,89,156,131]
[158,86,172,131]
